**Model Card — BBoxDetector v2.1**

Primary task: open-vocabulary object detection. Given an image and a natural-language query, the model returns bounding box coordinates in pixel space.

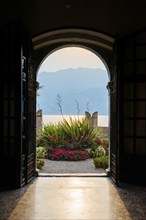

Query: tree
[75,99,81,115]
[36,82,43,96]
[56,94,63,115]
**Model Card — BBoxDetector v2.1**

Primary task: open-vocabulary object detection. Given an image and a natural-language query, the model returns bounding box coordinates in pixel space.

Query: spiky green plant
[37,116,106,150]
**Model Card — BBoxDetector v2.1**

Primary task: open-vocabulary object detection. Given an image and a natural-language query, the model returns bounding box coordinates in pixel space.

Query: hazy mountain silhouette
[37,67,109,115]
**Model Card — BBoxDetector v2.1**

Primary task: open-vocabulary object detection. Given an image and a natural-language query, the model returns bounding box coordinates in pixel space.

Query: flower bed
[47,149,90,161]
[37,116,108,162]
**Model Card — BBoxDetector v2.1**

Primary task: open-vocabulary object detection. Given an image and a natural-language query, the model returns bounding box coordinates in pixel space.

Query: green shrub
[93,156,108,169]
[36,158,45,169]
[87,145,107,158]
[37,116,104,151]
[36,146,47,158]
[95,146,106,157]
[86,149,96,158]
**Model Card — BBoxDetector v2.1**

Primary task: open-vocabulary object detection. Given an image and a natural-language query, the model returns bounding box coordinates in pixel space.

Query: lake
[42,115,109,127]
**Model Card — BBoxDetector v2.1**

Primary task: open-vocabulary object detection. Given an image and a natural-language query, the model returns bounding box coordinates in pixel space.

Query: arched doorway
[32,28,118,183]
[36,45,109,175]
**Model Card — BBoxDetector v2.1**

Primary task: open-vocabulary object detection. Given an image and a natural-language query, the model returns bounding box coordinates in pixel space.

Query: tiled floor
[0,177,146,220]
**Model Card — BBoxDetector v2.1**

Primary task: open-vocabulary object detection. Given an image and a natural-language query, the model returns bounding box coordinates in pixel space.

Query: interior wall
[0,0,146,39]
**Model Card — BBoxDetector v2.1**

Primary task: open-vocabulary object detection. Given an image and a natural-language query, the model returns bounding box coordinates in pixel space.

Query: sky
[38,47,107,73]
[36,46,109,117]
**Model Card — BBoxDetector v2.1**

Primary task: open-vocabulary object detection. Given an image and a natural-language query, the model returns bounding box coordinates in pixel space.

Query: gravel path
[39,158,106,174]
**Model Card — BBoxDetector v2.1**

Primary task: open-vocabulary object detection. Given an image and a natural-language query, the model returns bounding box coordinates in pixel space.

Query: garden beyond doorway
[36,116,109,176]
[36,46,109,176]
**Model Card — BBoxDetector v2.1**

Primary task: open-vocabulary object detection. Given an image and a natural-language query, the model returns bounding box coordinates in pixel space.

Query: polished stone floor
[0,177,146,220]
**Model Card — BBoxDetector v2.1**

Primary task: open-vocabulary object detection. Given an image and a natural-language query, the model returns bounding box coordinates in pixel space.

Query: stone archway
[32,28,115,78]
[32,27,116,180]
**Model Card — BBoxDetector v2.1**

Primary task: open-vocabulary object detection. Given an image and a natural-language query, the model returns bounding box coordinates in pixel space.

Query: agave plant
[37,115,106,151]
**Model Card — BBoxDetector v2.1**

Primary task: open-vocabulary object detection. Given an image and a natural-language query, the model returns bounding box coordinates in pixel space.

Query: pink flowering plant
[47,149,90,161]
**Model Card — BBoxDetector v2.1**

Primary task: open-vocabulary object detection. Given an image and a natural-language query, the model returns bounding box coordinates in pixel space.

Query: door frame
[32,27,119,183]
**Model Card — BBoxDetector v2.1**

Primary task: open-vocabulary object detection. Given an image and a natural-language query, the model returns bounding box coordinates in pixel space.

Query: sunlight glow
[38,47,106,73]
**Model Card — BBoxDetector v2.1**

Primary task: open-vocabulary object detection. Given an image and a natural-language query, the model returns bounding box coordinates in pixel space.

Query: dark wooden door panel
[108,36,120,185]
[0,21,36,188]
[120,28,146,184]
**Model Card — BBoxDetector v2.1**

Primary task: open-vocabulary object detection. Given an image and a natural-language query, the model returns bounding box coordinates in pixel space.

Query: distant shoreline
[42,115,109,127]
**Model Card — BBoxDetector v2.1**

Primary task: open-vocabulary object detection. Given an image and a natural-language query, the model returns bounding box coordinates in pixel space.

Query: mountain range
[36,67,109,115]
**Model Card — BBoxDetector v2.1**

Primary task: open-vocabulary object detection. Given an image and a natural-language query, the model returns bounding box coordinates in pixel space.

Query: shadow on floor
[116,182,146,220]
[0,178,36,220]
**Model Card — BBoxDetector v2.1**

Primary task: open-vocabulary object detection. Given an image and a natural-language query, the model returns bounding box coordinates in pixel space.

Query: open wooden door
[26,44,37,184]
[108,36,120,185]
[0,21,36,188]
[119,28,146,184]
